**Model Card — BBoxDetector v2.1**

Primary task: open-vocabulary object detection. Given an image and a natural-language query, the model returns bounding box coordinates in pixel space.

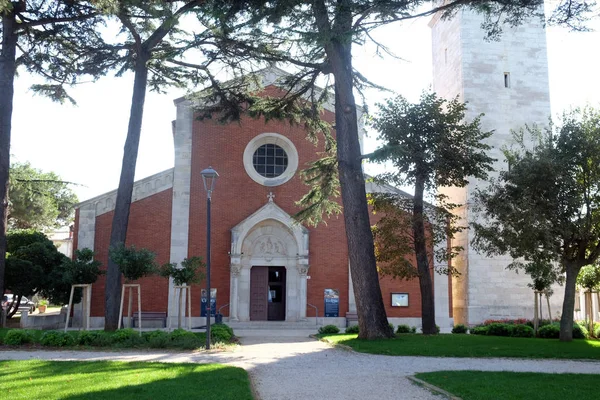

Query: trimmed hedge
[318,325,340,334]
[536,322,589,339]
[451,324,468,334]
[345,325,359,334]
[396,324,412,334]
[0,324,237,349]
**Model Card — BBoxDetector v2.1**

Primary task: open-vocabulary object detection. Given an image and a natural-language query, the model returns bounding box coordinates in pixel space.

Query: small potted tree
[160,257,205,329]
[38,299,48,314]
[109,244,157,329]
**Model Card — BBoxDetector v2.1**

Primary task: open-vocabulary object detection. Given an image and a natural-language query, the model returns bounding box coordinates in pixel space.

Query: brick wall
[89,189,173,317]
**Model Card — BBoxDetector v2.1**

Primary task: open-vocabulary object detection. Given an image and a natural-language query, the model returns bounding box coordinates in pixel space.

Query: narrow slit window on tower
[504,72,511,88]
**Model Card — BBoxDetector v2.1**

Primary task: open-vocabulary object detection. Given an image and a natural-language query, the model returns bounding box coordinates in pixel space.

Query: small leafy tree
[577,264,600,335]
[45,248,103,306]
[161,256,205,328]
[368,92,494,334]
[160,257,206,286]
[109,244,157,326]
[473,107,600,341]
[108,244,157,283]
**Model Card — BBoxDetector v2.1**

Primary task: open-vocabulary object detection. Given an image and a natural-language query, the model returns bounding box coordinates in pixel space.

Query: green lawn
[321,333,600,359]
[415,371,599,400]
[0,360,253,400]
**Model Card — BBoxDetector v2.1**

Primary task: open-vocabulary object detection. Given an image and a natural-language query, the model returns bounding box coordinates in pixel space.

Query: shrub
[573,322,589,339]
[469,325,488,335]
[89,331,113,347]
[75,330,97,346]
[168,329,202,349]
[510,324,534,338]
[486,323,513,337]
[41,331,75,347]
[113,328,140,343]
[143,330,170,348]
[318,325,340,334]
[451,324,468,334]
[211,324,234,343]
[538,324,560,339]
[396,324,412,334]
[345,325,359,334]
[4,330,34,345]
[411,326,417,333]
[595,325,600,339]
[388,322,395,332]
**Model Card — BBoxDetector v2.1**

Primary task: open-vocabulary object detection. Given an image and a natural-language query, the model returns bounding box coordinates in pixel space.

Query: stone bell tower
[430,8,563,325]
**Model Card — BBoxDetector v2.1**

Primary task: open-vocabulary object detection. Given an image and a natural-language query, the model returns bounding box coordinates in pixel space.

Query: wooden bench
[124,312,167,328]
[346,312,358,327]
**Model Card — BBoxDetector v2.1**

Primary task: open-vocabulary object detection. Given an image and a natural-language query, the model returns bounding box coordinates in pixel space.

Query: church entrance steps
[228,320,320,330]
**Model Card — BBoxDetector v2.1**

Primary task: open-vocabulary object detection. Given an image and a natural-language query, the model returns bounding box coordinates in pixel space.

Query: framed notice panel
[391,293,409,307]
[201,288,217,316]
[324,289,340,317]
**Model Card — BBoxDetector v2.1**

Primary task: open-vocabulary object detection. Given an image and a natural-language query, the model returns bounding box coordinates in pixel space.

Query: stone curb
[407,376,462,400]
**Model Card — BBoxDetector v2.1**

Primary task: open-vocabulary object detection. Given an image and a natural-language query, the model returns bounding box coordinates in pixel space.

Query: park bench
[123,311,167,328]
[346,312,358,327]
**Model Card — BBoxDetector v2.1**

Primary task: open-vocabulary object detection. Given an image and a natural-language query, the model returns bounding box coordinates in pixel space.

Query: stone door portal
[250,266,286,321]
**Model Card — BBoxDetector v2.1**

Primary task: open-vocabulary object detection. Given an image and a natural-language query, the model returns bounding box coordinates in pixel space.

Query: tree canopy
[4,230,103,317]
[8,162,78,230]
[369,92,494,333]
[473,107,600,341]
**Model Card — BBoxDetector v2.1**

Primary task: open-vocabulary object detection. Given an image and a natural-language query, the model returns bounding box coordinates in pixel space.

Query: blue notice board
[201,288,217,317]
[324,288,340,317]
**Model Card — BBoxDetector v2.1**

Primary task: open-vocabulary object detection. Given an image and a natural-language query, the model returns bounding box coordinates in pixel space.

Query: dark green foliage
[160,256,205,286]
[577,265,600,291]
[345,325,360,334]
[318,325,340,335]
[8,162,78,230]
[452,324,468,334]
[396,324,412,334]
[486,323,513,337]
[388,322,395,332]
[470,326,489,335]
[4,329,34,345]
[595,325,600,338]
[143,330,170,348]
[4,230,71,315]
[538,324,560,339]
[211,324,234,344]
[573,323,589,339]
[40,331,75,347]
[473,108,600,341]
[109,244,157,282]
[510,325,535,338]
[170,329,202,349]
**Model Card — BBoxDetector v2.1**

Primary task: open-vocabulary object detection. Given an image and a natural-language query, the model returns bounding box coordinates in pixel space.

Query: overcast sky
[9,8,600,203]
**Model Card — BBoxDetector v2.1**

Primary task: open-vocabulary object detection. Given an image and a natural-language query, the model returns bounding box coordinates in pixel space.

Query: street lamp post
[201,166,218,350]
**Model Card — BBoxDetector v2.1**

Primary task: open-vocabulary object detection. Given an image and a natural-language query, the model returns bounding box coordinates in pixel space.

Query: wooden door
[250,266,268,321]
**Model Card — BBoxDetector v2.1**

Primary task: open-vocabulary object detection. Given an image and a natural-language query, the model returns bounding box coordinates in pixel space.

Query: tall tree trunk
[0,8,19,303]
[413,177,436,334]
[104,54,149,330]
[559,261,580,342]
[313,0,392,339]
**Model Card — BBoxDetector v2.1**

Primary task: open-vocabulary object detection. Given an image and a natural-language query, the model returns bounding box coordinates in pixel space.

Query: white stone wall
[431,9,563,325]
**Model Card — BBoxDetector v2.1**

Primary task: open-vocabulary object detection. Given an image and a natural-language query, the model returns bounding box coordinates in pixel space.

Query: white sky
[9,9,600,202]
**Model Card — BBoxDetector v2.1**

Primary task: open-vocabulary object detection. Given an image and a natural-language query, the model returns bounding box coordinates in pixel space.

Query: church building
[74,70,453,330]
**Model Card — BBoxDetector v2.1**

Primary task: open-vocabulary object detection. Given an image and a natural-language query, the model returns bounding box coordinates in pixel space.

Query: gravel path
[2,334,600,400]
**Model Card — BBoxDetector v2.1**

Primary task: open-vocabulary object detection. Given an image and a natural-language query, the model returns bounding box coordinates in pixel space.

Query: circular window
[243,133,298,187]
[253,144,288,178]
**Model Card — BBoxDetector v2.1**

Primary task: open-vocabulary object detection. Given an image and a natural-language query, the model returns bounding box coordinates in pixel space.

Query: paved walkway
[2,332,600,400]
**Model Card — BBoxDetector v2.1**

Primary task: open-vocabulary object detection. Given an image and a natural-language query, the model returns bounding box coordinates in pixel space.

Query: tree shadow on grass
[1,360,253,400]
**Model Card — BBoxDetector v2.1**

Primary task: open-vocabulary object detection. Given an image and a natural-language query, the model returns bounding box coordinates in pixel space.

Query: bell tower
[430,9,561,325]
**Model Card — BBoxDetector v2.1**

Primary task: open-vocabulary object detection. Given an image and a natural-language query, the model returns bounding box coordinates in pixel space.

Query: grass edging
[407,376,462,400]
